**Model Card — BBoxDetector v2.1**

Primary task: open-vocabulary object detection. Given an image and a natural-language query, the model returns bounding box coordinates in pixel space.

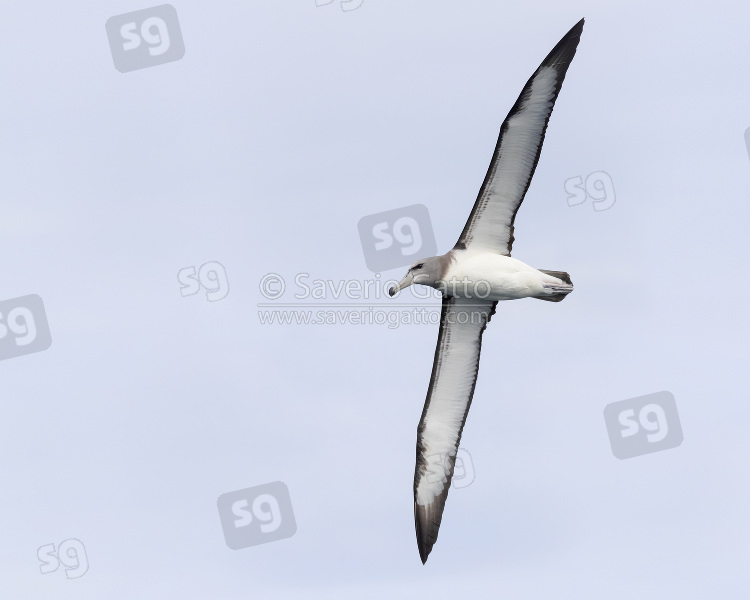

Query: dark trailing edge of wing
[455,18,585,255]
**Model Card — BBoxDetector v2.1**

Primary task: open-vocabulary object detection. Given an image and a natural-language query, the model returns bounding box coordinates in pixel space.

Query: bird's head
[389,257,443,297]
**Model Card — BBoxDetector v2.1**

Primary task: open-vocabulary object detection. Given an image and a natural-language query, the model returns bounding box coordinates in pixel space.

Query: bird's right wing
[414,296,497,563]
[455,18,584,256]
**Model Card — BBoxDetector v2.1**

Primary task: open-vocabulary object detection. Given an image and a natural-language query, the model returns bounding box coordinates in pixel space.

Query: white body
[440,250,570,301]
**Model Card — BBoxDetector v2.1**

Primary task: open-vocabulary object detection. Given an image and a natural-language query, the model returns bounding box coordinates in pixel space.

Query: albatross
[387,18,585,564]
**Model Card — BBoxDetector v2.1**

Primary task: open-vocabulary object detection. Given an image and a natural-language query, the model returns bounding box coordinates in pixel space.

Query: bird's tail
[535,270,573,302]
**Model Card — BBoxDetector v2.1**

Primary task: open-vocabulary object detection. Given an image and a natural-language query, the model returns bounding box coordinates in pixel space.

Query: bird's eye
[412,263,424,271]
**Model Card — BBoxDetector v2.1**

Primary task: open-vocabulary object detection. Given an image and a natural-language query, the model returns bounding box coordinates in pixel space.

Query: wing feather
[455,18,584,256]
[414,297,497,563]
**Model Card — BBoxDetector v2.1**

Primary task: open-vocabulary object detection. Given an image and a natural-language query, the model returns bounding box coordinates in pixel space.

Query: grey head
[388,254,451,297]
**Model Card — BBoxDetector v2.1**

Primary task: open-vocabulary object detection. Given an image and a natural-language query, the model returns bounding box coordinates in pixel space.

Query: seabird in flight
[387,18,585,564]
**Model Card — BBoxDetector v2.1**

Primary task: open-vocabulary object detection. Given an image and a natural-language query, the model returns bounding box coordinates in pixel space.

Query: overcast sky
[2,1,750,598]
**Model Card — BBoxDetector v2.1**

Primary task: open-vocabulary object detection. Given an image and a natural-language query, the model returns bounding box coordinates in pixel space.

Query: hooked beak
[389,273,414,297]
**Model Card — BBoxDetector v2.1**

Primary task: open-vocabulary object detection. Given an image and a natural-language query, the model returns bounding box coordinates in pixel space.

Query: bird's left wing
[455,18,584,256]
[414,296,497,563]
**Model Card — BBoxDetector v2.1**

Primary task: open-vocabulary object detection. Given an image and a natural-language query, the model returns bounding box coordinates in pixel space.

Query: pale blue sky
[2,1,750,598]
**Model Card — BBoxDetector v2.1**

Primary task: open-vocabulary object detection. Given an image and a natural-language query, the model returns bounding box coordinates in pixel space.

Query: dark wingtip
[414,501,439,564]
[568,18,585,37]
[417,532,432,564]
[540,17,586,70]
[568,17,585,41]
